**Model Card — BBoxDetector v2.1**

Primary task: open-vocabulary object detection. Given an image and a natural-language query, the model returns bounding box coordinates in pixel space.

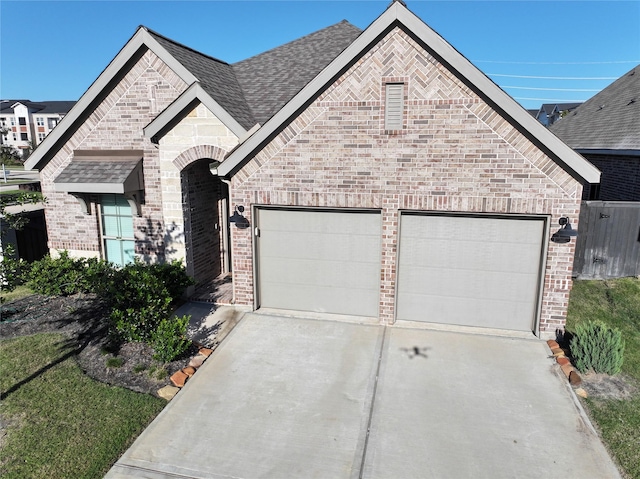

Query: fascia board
[220,2,600,184]
[217,5,396,177]
[54,183,125,194]
[576,149,640,157]
[394,6,601,184]
[24,27,197,171]
[143,82,246,142]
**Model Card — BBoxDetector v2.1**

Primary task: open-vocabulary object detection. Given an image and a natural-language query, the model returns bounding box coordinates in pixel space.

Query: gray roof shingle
[550,66,640,151]
[54,160,140,184]
[147,29,257,130]
[232,20,362,125]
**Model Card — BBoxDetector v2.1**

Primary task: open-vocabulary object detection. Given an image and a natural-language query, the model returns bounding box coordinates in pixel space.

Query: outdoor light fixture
[229,205,250,229]
[551,217,578,244]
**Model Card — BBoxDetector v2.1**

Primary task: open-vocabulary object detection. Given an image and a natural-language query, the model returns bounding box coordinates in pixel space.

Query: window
[38,132,45,142]
[385,83,404,130]
[36,117,44,126]
[18,117,26,126]
[20,133,28,141]
[10,118,15,126]
[100,194,135,267]
[47,118,58,129]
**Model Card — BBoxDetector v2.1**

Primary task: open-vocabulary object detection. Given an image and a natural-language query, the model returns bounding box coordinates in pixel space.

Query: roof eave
[219,2,600,184]
[24,27,198,171]
[143,82,247,143]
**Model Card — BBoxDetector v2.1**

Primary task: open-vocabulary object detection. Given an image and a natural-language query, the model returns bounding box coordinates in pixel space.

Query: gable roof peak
[142,25,230,66]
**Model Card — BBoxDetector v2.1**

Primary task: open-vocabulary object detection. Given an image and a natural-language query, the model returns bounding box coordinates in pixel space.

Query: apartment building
[0,100,75,157]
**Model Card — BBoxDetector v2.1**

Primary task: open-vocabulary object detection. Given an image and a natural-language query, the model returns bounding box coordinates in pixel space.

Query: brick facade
[40,50,189,261]
[230,28,582,336]
[581,154,640,201]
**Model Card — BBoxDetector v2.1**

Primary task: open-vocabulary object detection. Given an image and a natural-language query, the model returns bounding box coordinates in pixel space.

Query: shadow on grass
[1,294,112,400]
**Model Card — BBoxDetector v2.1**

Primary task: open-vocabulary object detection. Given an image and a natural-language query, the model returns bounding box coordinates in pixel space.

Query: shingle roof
[54,160,140,184]
[232,20,362,124]
[550,66,640,151]
[539,102,582,116]
[0,100,75,115]
[147,29,256,130]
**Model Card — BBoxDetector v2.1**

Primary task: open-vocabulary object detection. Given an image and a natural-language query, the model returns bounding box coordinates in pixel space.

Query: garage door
[396,214,545,331]
[256,208,381,317]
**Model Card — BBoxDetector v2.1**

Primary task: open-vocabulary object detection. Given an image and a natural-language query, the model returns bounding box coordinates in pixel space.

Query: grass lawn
[1,285,34,303]
[0,333,165,478]
[566,277,640,479]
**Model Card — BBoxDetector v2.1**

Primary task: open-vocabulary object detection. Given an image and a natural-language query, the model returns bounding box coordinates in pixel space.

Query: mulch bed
[0,294,198,397]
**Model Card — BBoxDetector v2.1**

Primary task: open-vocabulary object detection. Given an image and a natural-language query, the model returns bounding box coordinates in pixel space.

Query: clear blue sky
[1,1,639,110]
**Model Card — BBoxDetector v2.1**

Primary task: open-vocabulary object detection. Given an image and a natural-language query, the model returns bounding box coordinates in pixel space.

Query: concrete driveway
[106,312,620,478]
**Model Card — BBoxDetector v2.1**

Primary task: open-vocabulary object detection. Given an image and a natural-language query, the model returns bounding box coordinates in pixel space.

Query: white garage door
[396,214,545,332]
[256,208,381,317]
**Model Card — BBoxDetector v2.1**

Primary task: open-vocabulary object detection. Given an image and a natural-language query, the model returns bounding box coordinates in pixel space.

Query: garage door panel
[398,293,535,330]
[401,237,542,274]
[257,209,381,317]
[259,232,380,263]
[397,214,544,332]
[398,265,540,302]
[259,258,380,290]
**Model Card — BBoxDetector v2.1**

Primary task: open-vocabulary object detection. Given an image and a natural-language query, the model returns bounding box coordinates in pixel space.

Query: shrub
[0,245,29,299]
[106,260,193,343]
[26,252,112,296]
[148,261,195,302]
[151,314,192,363]
[570,320,625,375]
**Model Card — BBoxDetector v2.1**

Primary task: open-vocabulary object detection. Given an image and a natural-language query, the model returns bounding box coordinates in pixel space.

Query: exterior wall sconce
[229,205,250,229]
[551,217,578,243]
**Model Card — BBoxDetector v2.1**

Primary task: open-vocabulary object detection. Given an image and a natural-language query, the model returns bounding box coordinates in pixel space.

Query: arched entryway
[173,146,232,303]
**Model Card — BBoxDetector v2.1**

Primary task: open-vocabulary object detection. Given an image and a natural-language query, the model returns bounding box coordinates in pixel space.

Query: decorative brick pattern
[230,28,582,335]
[40,50,189,261]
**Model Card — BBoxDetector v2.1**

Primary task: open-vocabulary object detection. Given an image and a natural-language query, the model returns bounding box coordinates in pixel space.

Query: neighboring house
[551,66,640,201]
[551,66,640,280]
[534,102,582,127]
[0,100,76,157]
[25,1,599,338]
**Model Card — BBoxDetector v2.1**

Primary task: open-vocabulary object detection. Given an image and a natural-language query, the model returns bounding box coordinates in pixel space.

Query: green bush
[0,245,29,299]
[106,260,193,343]
[570,320,625,375]
[151,314,192,363]
[26,252,112,296]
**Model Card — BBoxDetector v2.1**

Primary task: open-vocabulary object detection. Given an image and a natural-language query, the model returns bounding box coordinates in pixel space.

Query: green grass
[0,333,165,478]
[1,284,34,303]
[566,277,640,478]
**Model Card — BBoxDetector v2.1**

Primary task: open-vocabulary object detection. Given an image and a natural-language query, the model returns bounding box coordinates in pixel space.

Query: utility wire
[513,97,587,102]
[488,73,618,80]
[475,60,639,65]
[502,85,601,92]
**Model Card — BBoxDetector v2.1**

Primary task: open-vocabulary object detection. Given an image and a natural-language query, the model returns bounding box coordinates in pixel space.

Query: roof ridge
[233,20,360,66]
[141,25,231,66]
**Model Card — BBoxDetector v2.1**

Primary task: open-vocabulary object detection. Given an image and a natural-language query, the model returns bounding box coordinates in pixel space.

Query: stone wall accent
[230,28,582,335]
[40,50,189,262]
[158,104,238,264]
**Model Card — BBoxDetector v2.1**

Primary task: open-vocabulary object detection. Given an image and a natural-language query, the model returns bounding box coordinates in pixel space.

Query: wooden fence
[573,201,640,279]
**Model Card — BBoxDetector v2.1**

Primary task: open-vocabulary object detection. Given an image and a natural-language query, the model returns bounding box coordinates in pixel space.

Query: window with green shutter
[100,194,135,267]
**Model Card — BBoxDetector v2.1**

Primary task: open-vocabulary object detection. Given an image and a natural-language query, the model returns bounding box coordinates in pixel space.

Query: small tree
[0,191,44,301]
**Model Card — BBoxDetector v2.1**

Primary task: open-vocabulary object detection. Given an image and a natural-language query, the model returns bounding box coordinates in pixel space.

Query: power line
[476,60,639,65]
[513,97,588,102]
[488,73,618,80]
[502,85,601,92]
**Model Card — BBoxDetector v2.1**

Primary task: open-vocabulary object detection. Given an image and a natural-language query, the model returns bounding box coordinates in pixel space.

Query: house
[25,1,599,338]
[0,100,76,157]
[550,66,640,279]
[550,66,640,201]
[534,102,582,127]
